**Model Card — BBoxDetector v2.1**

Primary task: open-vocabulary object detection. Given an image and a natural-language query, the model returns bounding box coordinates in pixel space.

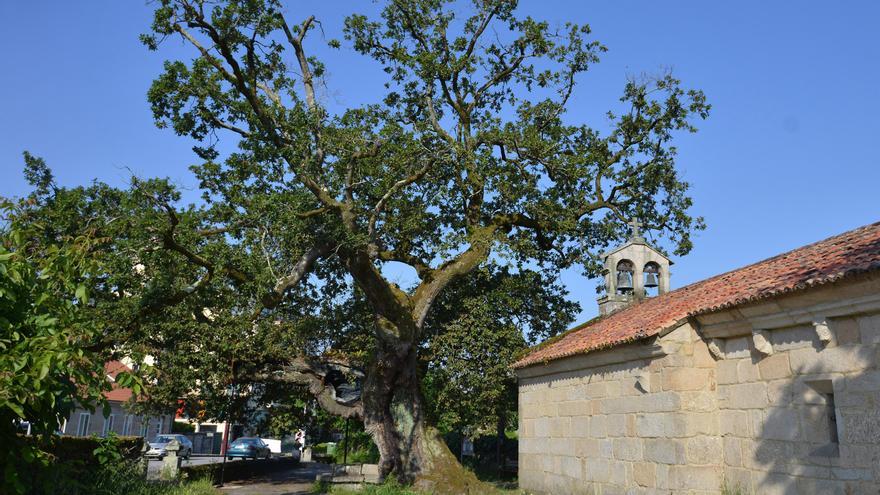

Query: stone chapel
[514,221,880,494]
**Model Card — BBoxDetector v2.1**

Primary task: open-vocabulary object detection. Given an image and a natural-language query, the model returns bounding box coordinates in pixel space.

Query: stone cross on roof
[628,219,644,240]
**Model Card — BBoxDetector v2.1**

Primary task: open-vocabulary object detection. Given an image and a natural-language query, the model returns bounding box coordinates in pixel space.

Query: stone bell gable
[598,220,673,316]
[514,221,880,494]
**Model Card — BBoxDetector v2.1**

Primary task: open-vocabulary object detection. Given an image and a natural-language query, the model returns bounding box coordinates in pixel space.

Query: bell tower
[597,220,672,316]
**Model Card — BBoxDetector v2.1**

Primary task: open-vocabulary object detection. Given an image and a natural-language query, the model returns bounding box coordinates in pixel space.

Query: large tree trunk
[361,341,486,494]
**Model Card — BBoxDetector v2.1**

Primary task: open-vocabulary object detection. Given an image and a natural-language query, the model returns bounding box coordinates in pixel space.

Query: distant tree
[423,266,576,435]
[423,266,577,472]
[15,0,708,488]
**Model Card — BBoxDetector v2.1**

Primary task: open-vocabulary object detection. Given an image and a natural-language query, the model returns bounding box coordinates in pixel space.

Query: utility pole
[342,417,350,465]
[217,359,235,487]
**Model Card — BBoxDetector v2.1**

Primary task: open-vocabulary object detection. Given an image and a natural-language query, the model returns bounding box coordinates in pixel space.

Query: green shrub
[0,197,121,495]
[170,479,219,495]
[314,442,337,456]
[311,480,331,494]
[14,433,214,495]
[126,463,219,495]
[344,477,421,495]
[172,422,196,434]
[51,458,218,495]
[50,434,144,465]
[334,445,380,464]
[9,434,146,493]
[333,429,379,464]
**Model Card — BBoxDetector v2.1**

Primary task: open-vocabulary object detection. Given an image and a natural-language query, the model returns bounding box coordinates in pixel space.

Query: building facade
[62,361,172,440]
[514,222,880,494]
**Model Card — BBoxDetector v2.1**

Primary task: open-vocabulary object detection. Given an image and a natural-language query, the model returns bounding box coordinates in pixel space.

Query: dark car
[226,437,271,460]
[146,434,193,459]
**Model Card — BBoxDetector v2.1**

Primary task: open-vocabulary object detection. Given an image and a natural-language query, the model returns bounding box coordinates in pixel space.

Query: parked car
[226,437,271,460]
[146,434,193,459]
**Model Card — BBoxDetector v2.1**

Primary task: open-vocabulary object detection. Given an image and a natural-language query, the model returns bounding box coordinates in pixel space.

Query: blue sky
[1,1,878,323]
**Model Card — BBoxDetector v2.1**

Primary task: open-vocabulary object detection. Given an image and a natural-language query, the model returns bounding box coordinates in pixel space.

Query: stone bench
[316,463,380,489]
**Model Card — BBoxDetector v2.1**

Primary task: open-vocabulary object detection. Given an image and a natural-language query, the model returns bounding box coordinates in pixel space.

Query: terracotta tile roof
[103,360,134,402]
[513,221,880,369]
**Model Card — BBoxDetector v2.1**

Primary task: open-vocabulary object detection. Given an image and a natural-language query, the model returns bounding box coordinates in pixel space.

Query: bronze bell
[645,272,659,288]
[617,271,633,291]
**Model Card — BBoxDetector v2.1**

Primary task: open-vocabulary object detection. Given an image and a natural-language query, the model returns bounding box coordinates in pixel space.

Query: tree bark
[361,339,486,493]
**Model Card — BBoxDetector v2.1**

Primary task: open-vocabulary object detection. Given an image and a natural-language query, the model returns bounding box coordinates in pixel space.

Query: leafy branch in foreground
[0,197,111,494]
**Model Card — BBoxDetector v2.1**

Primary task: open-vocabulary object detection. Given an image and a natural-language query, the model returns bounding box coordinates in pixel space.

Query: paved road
[216,462,332,495]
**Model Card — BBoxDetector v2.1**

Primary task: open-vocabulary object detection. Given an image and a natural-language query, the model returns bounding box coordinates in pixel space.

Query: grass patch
[56,460,219,495]
[311,476,421,495]
[332,477,421,495]
[310,475,523,495]
[167,478,220,495]
[721,480,749,495]
[310,480,331,494]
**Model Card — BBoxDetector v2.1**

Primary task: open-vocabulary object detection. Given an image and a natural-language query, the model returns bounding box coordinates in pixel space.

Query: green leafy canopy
[11,0,709,451]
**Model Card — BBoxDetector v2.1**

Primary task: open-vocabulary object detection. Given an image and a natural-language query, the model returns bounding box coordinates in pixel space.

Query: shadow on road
[216,462,332,495]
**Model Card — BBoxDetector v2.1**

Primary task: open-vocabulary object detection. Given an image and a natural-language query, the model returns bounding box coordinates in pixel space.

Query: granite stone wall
[519,324,722,494]
[518,311,880,494]
[716,314,880,495]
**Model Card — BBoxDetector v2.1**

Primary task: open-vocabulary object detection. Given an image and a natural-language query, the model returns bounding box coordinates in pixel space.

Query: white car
[146,434,193,459]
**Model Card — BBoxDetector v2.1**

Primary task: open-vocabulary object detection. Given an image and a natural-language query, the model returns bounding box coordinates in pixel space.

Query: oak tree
[17,0,709,487]
[139,0,708,482]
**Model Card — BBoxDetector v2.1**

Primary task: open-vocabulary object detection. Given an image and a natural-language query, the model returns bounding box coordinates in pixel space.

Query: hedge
[10,435,145,494]
[49,435,144,465]
[17,434,144,466]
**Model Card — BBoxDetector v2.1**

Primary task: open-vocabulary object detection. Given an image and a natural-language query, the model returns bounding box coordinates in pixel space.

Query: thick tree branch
[257,243,331,313]
[411,224,499,327]
[424,94,456,146]
[270,357,364,419]
[463,10,494,61]
[295,207,330,219]
[342,247,415,339]
[196,218,255,237]
[280,15,318,112]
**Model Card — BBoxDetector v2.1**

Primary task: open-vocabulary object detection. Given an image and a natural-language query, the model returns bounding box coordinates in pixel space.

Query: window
[102,415,116,437]
[156,417,164,435]
[122,415,134,436]
[76,413,91,437]
[806,380,839,457]
[140,417,151,438]
[826,393,839,444]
